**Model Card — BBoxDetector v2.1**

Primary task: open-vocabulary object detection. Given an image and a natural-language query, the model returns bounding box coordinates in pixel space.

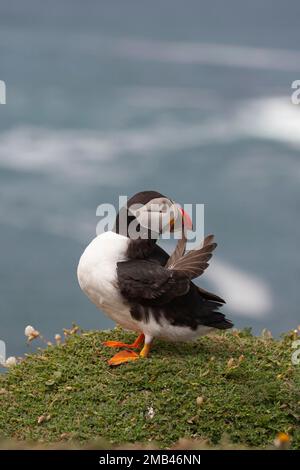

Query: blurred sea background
[0,0,300,359]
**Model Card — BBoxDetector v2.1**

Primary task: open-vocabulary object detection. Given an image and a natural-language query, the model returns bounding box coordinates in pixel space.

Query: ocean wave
[206,259,272,318]
[115,38,300,71]
[234,96,300,148]
[4,30,300,71]
[0,96,299,181]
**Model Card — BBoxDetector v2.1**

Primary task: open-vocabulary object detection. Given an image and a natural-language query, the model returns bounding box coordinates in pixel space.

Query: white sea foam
[206,260,272,318]
[0,96,299,182]
[0,95,299,249]
[234,96,300,148]
[0,127,113,175]
[4,30,300,71]
[115,38,300,71]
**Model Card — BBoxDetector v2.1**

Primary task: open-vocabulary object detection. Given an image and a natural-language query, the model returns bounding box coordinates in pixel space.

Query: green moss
[0,328,299,449]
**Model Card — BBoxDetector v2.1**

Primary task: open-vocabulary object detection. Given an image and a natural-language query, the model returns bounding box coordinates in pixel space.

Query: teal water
[0,0,300,358]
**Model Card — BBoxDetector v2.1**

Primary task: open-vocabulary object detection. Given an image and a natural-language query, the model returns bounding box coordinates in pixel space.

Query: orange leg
[103,333,144,349]
[108,338,152,367]
[139,343,151,358]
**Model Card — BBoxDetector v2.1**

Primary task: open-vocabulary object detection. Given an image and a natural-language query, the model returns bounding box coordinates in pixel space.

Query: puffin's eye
[160,203,168,213]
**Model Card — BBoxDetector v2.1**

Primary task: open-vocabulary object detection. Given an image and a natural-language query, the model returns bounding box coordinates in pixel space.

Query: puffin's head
[115,190,192,239]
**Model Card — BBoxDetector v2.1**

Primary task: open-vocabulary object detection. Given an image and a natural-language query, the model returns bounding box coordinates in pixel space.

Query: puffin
[77,191,233,366]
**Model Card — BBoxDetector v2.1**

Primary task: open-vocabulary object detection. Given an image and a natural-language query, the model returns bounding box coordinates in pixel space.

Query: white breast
[77,231,140,331]
[78,232,214,342]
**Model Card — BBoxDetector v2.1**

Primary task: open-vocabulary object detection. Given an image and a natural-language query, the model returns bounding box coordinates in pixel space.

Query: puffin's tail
[189,286,234,330]
[208,310,233,330]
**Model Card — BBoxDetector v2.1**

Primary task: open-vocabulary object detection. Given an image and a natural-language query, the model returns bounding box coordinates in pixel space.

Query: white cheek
[136,211,160,233]
[150,212,163,233]
[160,212,172,230]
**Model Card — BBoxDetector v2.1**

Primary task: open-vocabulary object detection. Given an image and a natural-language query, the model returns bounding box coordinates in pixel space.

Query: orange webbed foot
[103,340,132,348]
[103,333,144,350]
[107,341,152,366]
[108,350,139,366]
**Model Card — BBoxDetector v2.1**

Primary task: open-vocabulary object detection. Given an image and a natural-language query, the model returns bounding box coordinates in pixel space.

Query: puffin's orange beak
[170,206,193,231]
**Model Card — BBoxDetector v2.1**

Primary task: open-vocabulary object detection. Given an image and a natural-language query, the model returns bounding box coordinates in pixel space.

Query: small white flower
[24,325,39,341]
[55,334,61,344]
[25,325,35,337]
[37,414,51,425]
[146,406,155,419]
[5,356,17,367]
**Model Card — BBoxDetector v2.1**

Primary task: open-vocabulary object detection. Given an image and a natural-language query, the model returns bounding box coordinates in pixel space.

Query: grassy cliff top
[0,328,299,449]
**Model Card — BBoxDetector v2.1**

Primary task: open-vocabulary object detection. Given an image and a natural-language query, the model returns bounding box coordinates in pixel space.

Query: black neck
[126,238,156,259]
[114,208,158,259]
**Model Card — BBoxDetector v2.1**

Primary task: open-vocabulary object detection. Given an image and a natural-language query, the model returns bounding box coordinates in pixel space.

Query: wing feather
[117,259,190,305]
[165,234,187,268]
[167,234,217,279]
[117,234,220,305]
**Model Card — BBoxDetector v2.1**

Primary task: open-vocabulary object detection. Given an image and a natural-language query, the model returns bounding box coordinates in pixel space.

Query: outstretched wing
[117,234,219,305]
[153,237,225,303]
[165,233,187,268]
[167,234,217,279]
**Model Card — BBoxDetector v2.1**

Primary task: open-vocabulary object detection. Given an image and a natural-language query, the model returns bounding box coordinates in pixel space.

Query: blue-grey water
[0,0,300,359]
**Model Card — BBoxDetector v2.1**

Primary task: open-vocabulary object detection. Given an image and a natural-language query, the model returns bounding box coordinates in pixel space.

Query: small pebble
[196,396,204,406]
